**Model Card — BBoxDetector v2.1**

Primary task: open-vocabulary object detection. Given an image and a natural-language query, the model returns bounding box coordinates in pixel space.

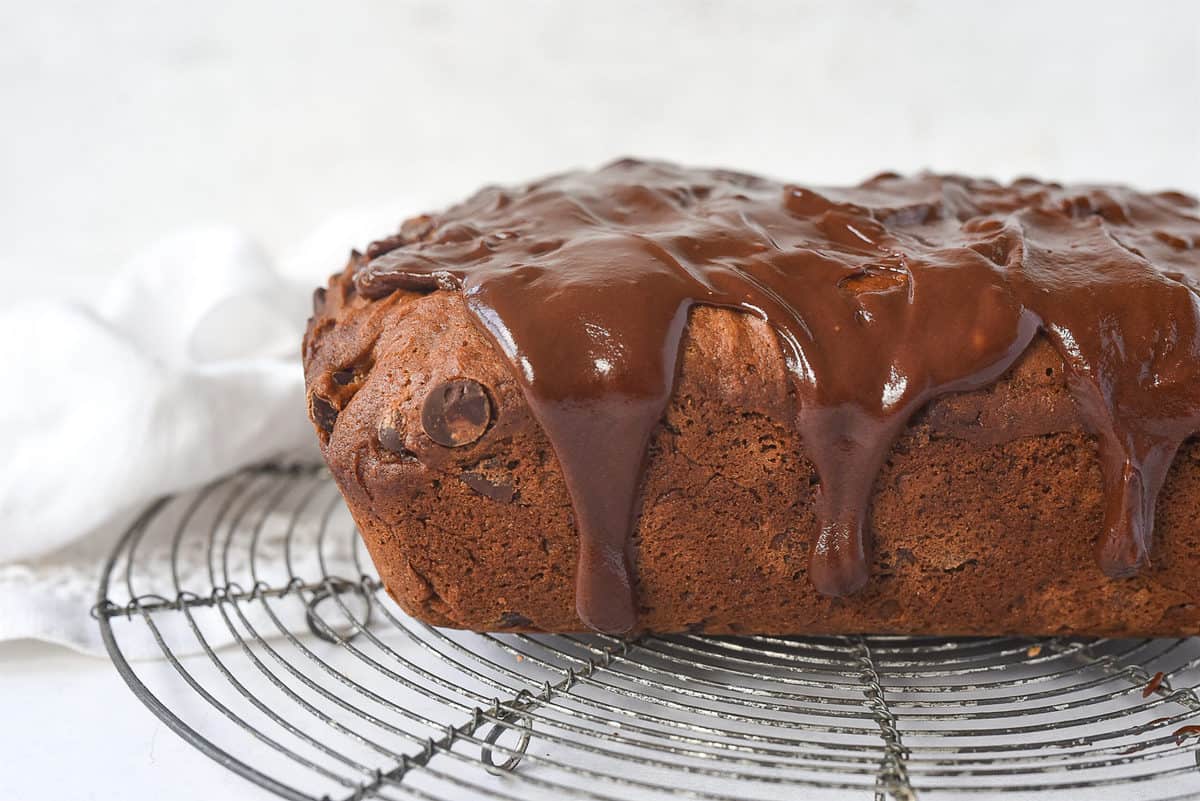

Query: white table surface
[2,1,1199,798]
[0,639,272,801]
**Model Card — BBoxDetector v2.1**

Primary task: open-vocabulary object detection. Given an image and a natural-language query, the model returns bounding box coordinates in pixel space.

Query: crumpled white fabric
[0,202,422,654]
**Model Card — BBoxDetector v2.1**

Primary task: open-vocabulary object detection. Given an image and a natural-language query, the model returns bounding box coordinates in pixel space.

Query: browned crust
[303,257,1200,636]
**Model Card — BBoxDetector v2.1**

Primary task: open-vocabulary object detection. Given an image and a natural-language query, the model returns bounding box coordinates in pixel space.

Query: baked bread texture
[303,159,1200,637]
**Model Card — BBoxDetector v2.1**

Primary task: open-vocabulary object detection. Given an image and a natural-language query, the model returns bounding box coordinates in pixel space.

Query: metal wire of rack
[93,462,1200,801]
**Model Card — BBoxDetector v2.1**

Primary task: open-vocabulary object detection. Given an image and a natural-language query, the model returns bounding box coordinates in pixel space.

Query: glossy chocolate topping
[356,159,1200,634]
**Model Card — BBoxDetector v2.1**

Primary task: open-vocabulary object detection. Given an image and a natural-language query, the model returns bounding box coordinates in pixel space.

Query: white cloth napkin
[0,203,422,654]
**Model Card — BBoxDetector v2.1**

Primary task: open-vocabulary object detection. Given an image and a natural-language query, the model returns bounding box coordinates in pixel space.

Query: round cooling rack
[94,462,1200,801]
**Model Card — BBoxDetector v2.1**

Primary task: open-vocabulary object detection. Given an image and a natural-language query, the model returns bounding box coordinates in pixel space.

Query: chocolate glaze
[356,159,1200,634]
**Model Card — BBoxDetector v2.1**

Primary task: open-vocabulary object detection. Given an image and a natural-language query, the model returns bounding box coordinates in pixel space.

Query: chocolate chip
[527,238,564,256]
[460,471,514,503]
[963,216,1005,234]
[1157,190,1199,208]
[309,393,338,434]
[365,216,438,260]
[377,407,408,455]
[421,379,492,447]
[400,214,435,242]
[878,203,938,227]
[499,612,532,628]
[312,287,326,313]
[837,262,910,296]
[434,222,479,244]
[332,368,356,386]
[1154,229,1191,250]
[365,234,406,260]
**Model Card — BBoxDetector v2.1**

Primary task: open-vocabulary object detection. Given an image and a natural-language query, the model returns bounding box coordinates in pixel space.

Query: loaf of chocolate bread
[303,159,1200,636]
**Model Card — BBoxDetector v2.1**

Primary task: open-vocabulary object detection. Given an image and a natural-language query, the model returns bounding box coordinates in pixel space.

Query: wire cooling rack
[94,462,1200,801]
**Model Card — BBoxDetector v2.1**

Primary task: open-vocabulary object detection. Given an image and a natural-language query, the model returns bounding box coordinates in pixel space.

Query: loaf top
[346,159,1200,634]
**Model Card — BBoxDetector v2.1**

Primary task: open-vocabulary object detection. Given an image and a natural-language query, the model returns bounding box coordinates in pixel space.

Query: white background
[1,1,1199,799]
[2,0,1199,304]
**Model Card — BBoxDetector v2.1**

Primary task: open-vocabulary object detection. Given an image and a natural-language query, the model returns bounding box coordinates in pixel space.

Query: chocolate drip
[1003,207,1200,576]
[356,160,1200,633]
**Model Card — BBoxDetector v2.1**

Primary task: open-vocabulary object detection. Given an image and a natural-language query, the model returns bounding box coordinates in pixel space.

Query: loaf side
[304,258,1200,636]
